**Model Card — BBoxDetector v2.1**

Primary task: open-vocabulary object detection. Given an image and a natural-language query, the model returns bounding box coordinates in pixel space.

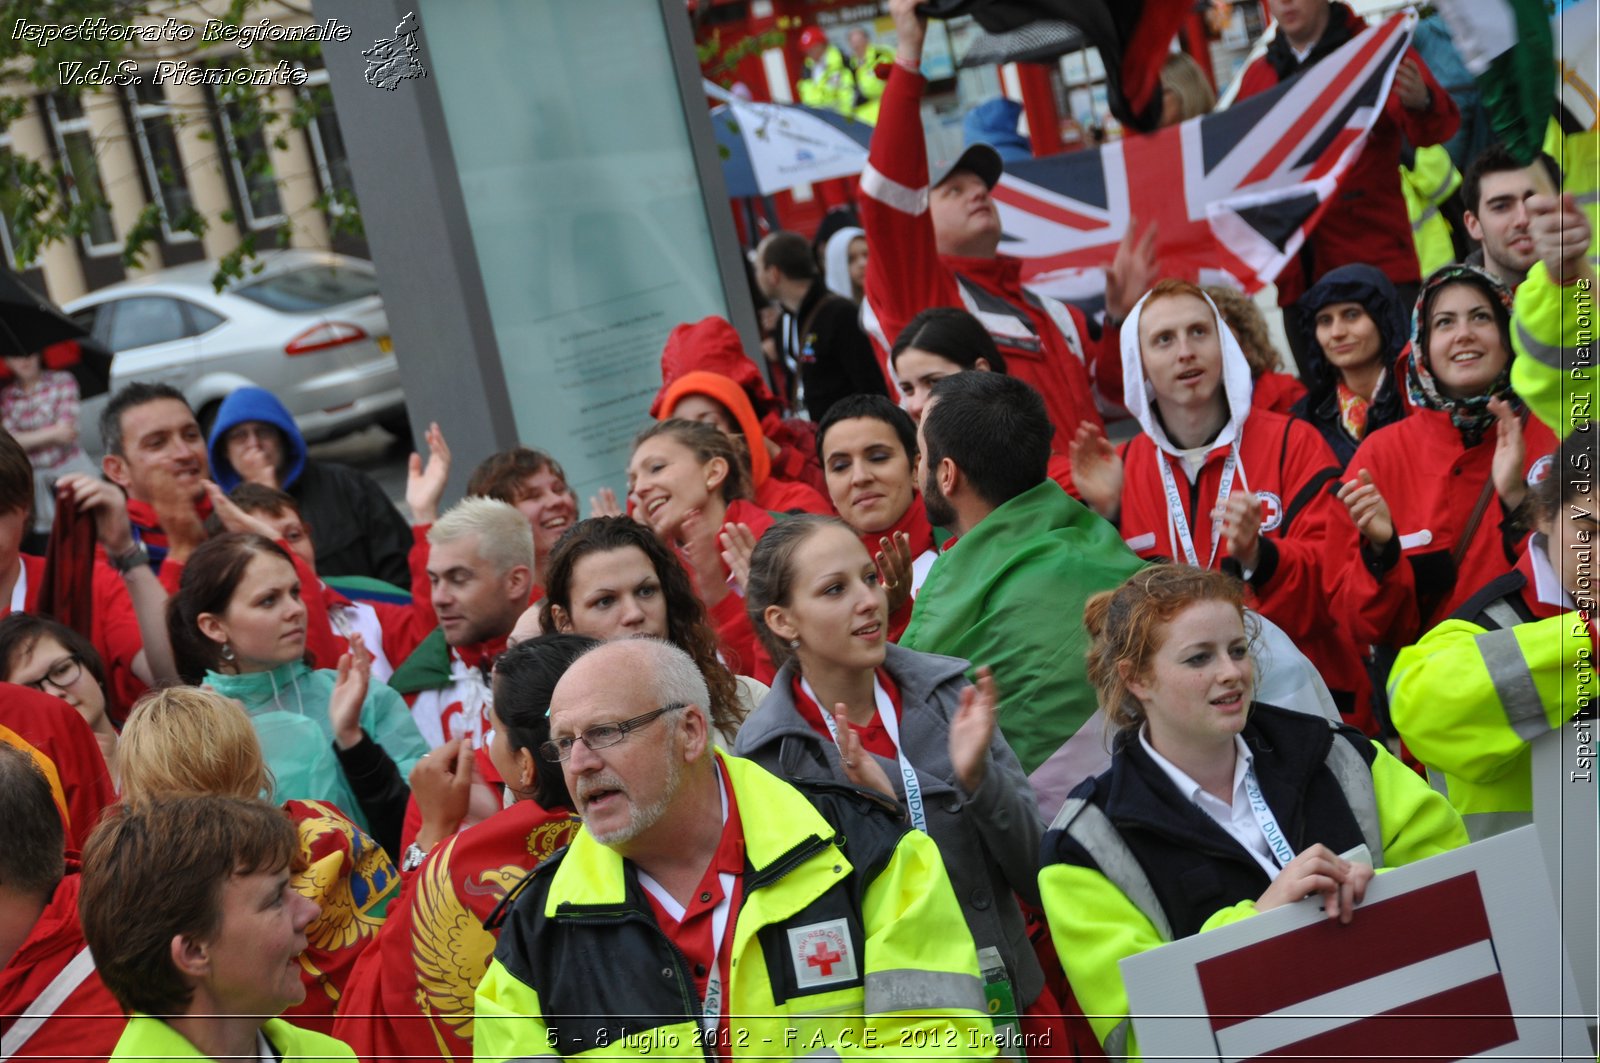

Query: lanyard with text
[1241,763,1296,870]
[1158,444,1239,570]
[802,675,927,833]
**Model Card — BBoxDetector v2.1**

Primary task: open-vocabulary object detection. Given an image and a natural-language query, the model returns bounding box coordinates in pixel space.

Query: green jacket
[110,1014,354,1063]
[474,750,994,1061]
[1389,565,1594,840]
[900,481,1144,779]
[205,659,428,832]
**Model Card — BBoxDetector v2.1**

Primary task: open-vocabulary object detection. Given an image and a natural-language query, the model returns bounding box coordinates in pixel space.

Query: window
[70,306,110,345]
[125,80,198,242]
[184,301,225,335]
[44,92,118,255]
[299,69,357,214]
[216,93,286,229]
[105,296,189,351]
[235,265,379,311]
[0,130,31,269]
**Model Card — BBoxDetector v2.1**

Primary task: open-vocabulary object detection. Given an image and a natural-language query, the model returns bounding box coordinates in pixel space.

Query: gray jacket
[733,642,1046,1004]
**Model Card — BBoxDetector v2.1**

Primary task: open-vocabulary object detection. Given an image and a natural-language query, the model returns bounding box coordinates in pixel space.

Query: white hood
[1118,287,1255,459]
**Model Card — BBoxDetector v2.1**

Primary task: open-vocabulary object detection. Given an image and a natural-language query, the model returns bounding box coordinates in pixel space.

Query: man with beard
[475,637,993,1061]
[898,373,1143,814]
[1461,145,1562,290]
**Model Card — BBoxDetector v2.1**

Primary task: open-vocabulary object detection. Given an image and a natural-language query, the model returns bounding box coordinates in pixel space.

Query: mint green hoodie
[204,660,428,832]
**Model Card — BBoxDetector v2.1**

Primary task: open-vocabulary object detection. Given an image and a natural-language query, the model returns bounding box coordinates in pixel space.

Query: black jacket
[293,459,413,586]
[780,280,886,422]
[1044,705,1378,941]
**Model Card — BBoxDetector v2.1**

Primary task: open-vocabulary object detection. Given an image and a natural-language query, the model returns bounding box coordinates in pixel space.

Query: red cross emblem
[806,940,843,976]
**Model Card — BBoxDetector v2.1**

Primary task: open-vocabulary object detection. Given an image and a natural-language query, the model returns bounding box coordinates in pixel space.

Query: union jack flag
[997,11,1417,307]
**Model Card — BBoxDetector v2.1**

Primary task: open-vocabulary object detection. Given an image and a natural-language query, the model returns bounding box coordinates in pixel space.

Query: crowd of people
[0,0,1594,1059]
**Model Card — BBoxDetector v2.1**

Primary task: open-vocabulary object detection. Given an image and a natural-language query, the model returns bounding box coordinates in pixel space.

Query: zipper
[559,907,707,1060]
[744,833,832,891]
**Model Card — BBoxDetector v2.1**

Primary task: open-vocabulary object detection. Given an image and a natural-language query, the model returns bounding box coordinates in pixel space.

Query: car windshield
[234,265,380,312]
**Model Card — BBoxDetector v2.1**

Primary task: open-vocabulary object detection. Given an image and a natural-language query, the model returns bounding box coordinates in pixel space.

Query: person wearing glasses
[0,614,119,785]
[476,636,994,1061]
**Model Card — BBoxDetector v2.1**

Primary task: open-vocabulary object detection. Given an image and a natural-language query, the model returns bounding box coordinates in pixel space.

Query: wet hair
[1533,423,1597,519]
[0,742,65,900]
[119,686,274,804]
[0,430,33,517]
[816,394,919,468]
[466,447,571,506]
[0,613,109,694]
[1159,52,1216,123]
[745,514,859,666]
[1462,144,1562,216]
[759,231,818,282]
[631,419,752,503]
[923,372,1051,508]
[80,794,298,1017]
[1083,564,1253,737]
[165,533,300,683]
[1204,285,1284,377]
[492,633,596,810]
[890,307,1007,374]
[99,382,191,459]
[538,516,746,733]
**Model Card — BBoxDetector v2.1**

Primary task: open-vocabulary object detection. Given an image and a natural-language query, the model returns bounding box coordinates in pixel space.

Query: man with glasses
[475,637,995,1061]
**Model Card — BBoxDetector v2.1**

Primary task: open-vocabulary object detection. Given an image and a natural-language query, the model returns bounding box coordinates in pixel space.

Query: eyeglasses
[539,703,686,763]
[24,655,82,694]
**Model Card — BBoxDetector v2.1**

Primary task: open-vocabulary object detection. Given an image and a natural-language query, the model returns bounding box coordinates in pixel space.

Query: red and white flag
[1194,872,1518,1061]
[997,11,1416,307]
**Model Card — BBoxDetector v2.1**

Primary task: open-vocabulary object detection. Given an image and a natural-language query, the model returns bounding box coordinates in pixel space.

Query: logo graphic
[788,918,858,989]
[1256,490,1284,532]
[1526,454,1553,487]
[364,11,427,90]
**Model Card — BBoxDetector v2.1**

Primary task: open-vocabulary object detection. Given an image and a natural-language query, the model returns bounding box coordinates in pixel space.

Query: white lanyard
[801,675,927,833]
[10,557,26,613]
[638,775,735,1037]
[1241,763,1296,870]
[1158,444,1240,569]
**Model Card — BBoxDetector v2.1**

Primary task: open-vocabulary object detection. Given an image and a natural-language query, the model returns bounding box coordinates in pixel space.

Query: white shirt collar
[1528,533,1576,610]
[1138,727,1253,807]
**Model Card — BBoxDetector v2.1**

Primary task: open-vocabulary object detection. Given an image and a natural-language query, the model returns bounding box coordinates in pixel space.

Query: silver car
[66,249,408,455]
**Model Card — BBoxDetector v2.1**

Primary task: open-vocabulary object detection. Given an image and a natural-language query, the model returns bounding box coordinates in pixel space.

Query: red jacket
[0,685,115,856]
[1327,407,1559,649]
[1237,2,1458,305]
[333,800,579,1063]
[860,66,1109,449]
[1120,409,1367,710]
[0,871,125,1059]
[1251,371,1307,416]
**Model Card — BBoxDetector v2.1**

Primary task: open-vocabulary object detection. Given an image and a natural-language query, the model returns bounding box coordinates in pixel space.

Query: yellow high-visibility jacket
[1402,144,1462,277]
[475,750,995,1061]
[799,46,857,118]
[1389,554,1595,840]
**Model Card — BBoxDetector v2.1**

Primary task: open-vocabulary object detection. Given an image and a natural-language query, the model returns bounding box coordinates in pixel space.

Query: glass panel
[224,103,284,224]
[183,301,225,334]
[141,114,195,226]
[309,84,356,199]
[235,265,380,311]
[61,130,117,247]
[106,297,187,350]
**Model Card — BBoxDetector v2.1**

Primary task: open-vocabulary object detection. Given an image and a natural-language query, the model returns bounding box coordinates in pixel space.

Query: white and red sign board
[1531,725,1598,1025]
[1122,826,1591,1061]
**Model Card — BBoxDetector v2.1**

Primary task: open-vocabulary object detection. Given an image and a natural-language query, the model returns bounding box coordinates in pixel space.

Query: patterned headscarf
[1405,263,1518,447]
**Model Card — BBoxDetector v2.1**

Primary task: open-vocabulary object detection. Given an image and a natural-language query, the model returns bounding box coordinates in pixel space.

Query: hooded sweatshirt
[823,225,865,301]
[1117,289,1368,714]
[207,387,413,586]
[653,369,832,515]
[204,659,428,834]
[1292,264,1413,467]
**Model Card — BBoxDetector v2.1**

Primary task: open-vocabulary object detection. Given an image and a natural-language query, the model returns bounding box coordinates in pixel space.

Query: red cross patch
[788,918,858,989]
[1256,490,1284,533]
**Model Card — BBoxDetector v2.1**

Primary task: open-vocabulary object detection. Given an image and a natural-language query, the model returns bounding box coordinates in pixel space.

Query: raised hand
[719,521,758,596]
[1526,192,1593,287]
[1104,218,1160,323]
[409,737,475,854]
[949,666,998,794]
[832,706,896,799]
[406,421,451,525]
[874,530,915,616]
[1336,469,1394,548]
[588,486,623,519]
[1068,422,1125,520]
[1216,490,1263,571]
[56,473,135,554]
[1393,56,1429,111]
[328,633,372,750]
[1488,397,1527,513]
[204,481,281,541]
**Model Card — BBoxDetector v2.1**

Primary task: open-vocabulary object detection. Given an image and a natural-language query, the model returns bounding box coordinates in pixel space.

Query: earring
[789,638,801,650]
[220,642,236,663]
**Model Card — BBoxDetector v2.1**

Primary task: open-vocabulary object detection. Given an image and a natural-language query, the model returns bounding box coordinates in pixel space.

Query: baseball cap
[799,27,828,51]
[931,143,1003,191]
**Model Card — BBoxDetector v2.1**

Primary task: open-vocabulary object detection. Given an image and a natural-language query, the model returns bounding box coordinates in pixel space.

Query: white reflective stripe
[1124,531,1157,552]
[10,557,25,613]
[1052,797,1173,940]
[1463,809,1532,841]
[1323,734,1385,868]
[1102,1017,1131,1058]
[1031,291,1087,361]
[863,968,986,1013]
[0,946,95,1061]
[802,675,927,832]
[1411,202,1441,230]
[1515,318,1581,370]
[1241,765,1295,869]
[1480,598,1525,631]
[1474,627,1551,741]
[859,162,928,216]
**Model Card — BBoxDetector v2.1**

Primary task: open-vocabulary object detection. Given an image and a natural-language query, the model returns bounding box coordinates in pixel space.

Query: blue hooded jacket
[207,386,309,491]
